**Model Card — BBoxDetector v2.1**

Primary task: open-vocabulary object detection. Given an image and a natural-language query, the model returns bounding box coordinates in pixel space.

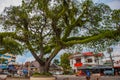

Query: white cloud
[16,55,26,64]
[16,55,35,64]
[106,0,120,9]
[113,45,120,55]
[25,57,35,62]
[0,0,22,13]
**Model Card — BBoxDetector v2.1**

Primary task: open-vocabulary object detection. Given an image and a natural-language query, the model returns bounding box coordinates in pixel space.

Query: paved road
[55,75,120,80]
[5,75,120,80]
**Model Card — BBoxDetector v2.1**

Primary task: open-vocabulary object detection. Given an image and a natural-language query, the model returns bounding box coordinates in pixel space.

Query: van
[104,70,114,76]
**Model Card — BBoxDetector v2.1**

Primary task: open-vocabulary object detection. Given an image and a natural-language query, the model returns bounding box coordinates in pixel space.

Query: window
[87,58,92,63]
[11,60,15,62]
[12,56,16,59]
[76,58,81,63]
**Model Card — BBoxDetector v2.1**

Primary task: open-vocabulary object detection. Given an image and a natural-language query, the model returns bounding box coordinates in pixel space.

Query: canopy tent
[0,64,7,69]
[77,66,93,70]
[78,65,112,70]
[8,64,17,71]
[92,65,112,69]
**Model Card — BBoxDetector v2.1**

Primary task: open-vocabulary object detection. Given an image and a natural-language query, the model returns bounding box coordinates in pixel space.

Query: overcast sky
[0,0,120,13]
[0,0,120,64]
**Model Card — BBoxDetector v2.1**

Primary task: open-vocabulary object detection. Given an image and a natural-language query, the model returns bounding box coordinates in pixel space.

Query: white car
[104,70,114,75]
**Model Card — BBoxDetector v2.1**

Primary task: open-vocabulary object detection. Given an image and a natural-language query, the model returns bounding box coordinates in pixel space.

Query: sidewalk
[6,77,29,80]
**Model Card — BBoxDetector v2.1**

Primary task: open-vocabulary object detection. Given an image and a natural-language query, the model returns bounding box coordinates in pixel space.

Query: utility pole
[107,47,114,67]
[107,47,114,75]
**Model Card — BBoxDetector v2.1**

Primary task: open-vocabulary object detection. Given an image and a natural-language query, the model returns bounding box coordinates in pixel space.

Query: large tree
[0,0,120,73]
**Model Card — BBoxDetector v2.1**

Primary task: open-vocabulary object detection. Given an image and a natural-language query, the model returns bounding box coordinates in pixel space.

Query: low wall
[30,77,56,80]
[0,74,7,80]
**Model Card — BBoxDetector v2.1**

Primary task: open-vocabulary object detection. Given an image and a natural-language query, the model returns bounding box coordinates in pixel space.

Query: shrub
[32,72,52,77]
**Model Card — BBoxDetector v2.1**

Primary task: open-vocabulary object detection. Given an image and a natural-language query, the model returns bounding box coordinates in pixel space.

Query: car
[104,70,114,76]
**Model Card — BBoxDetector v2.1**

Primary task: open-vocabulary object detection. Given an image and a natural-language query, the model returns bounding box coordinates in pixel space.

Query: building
[49,63,63,75]
[0,53,16,64]
[103,54,120,72]
[69,52,104,72]
[24,61,63,75]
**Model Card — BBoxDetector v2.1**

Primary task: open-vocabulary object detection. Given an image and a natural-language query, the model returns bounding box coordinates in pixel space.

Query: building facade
[0,53,16,64]
[69,52,104,72]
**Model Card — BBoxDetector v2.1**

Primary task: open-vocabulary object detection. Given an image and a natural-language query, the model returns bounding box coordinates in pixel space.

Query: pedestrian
[85,70,91,80]
[17,69,22,76]
[23,69,28,77]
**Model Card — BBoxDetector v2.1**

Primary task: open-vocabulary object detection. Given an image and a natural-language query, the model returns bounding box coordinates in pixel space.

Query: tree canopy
[0,32,24,55]
[0,0,120,72]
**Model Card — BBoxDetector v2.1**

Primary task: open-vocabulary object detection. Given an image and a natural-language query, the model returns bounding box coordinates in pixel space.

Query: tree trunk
[39,65,45,73]
[39,63,50,73]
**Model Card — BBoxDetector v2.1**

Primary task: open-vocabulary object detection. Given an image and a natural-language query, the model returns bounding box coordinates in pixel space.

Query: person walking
[85,70,91,80]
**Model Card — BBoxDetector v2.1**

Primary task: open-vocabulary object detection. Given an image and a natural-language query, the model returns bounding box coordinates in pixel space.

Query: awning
[92,65,112,69]
[78,65,112,70]
[77,66,93,69]
[0,64,7,69]
[8,65,16,71]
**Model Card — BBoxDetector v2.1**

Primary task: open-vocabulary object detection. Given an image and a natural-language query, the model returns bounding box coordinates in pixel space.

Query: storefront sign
[74,63,83,67]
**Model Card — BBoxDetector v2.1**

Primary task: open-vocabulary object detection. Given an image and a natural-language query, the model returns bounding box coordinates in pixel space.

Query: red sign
[74,63,83,67]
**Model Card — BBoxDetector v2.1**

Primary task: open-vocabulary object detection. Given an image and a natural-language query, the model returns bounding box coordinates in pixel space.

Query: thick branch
[65,30,120,46]
[46,46,62,66]
[62,12,85,40]
[26,42,45,65]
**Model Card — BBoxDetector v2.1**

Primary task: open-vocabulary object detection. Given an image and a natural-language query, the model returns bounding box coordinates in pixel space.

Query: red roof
[69,52,81,59]
[69,52,103,59]
[82,52,93,56]
[95,53,104,57]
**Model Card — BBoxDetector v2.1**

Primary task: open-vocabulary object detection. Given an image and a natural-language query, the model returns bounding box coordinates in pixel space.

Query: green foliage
[32,72,52,77]
[53,59,60,66]
[60,53,71,73]
[0,32,24,55]
[0,58,7,64]
[112,9,120,23]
